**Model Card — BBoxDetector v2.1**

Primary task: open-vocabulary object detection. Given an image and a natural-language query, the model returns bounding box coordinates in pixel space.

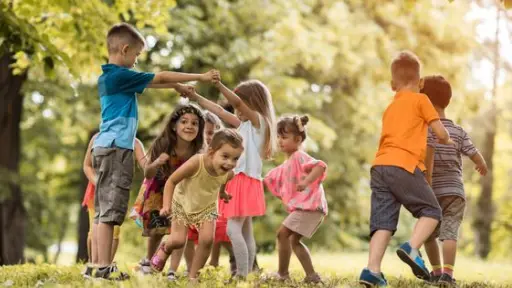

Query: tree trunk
[472,3,500,259]
[0,52,27,265]
[75,130,97,263]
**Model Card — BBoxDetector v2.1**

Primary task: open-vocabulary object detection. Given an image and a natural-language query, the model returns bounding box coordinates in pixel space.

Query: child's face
[121,43,143,68]
[204,122,216,145]
[175,113,200,142]
[278,131,301,154]
[209,143,243,176]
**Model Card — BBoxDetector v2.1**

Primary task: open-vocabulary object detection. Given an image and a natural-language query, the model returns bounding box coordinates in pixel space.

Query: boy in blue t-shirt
[91,23,218,280]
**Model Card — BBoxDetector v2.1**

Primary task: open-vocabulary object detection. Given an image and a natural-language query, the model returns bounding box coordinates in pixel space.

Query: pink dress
[264,150,328,215]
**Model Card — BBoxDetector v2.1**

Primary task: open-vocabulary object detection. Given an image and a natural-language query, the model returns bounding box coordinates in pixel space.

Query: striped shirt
[427,119,478,199]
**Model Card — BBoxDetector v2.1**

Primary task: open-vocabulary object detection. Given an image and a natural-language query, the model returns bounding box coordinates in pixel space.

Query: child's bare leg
[367,230,392,273]
[410,217,439,249]
[442,240,457,275]
[424,238,442,274]
[111,239,119,262]
[170,247,185,272]
[189,221,215,279]
[97,223,114,267]
[184,240,195,272]
[151,220,187,271]
[87,232,92,262]
[276,225,293,277]
[147,233,164,260]
[289,232,316,277]
[222,242,236,275]
[209,242,221,267]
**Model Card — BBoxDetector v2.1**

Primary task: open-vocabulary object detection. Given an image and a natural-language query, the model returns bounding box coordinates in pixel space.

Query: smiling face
[209,143,243,176]
[175,113,200,142]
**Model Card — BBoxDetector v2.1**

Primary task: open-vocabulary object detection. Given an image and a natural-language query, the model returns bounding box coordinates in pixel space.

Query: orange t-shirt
[373,90,439,173]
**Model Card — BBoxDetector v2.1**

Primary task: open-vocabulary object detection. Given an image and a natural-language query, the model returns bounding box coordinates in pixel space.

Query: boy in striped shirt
[422,75,488,287]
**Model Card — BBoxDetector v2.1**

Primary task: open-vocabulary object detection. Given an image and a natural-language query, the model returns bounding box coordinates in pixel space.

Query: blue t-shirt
[93,64,155,150]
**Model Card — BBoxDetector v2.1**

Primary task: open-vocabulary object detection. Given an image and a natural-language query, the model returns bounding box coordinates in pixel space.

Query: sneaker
[396,242,430,280]
[438,273,458,287]
[138,258,152,274]
[94,264,130,281]
[167,271,177,281]
[426,272,441,285]
[82,265,94,279]
[359,268,387,287]
[304,273,323,284]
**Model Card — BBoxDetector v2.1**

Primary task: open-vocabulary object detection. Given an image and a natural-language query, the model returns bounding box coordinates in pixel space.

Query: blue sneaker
[359,268,387,287]
[396,242,430,280]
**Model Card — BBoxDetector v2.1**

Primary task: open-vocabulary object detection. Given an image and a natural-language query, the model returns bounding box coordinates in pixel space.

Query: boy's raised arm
[147,70,219,87]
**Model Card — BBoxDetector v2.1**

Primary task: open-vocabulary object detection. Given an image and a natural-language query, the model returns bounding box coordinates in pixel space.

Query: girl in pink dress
[264,115,327,284]
[186,78,277,278]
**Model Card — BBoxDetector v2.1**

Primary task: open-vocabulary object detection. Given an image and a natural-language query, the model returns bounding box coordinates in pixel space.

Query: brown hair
[209,129,244,152]
[277,115,309,142]
[148,103,205,176]
[420,75,452,109]
[107,23,146,54]
[234,80,276,159]
[391,51,421,87]
[204,111,223,130]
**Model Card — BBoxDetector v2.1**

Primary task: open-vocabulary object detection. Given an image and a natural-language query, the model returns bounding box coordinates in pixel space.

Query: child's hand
[200,69,220,82]
[220,191,232,203]
[156,153,170,166]
[160,205,171,217]
[297,180,309,192]
[475,163,488,176]
[175,84,195,97]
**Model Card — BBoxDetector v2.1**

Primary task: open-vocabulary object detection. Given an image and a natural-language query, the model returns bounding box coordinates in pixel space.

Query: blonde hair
[204,111,223,130]
[234,80,277,159]
[391,50,421,87]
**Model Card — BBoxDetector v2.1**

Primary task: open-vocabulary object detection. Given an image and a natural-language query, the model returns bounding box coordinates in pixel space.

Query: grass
[1,252,512,287]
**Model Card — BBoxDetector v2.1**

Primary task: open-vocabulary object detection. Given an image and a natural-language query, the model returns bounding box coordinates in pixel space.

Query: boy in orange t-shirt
[359,51,454,287]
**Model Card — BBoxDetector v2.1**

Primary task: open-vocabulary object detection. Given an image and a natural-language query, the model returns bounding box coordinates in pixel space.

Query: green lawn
[1,252,511,287]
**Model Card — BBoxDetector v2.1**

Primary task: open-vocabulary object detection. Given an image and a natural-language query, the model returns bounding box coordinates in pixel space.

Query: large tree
[0,0,174,265]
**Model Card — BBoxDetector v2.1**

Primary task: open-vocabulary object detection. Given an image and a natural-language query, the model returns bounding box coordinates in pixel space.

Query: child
[358,51,454,287]
[186,78,277,278]
[421,75,488,287]
[92,22,218,280]
[82,133,146,277]
[183,112,237,275]
[264,115,327,284]
[131,103,205,279]
[149,129,245,281]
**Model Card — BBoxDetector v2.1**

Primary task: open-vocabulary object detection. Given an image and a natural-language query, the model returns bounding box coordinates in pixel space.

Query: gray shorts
[370,166,442,237]
[92,147,133,226]
[428,195,465,241]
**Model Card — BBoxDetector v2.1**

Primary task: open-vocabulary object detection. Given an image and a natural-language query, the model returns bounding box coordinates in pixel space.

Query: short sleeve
[427,127,436,148]
[418,94,439,124]
[460,129,478,156]
[302,157,327,182]
[112,68,155,94]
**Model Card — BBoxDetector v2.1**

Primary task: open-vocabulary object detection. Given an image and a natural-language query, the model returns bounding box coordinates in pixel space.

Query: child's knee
[276,226,290,240]
[168,239,186,250]
[289,233,302,247]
